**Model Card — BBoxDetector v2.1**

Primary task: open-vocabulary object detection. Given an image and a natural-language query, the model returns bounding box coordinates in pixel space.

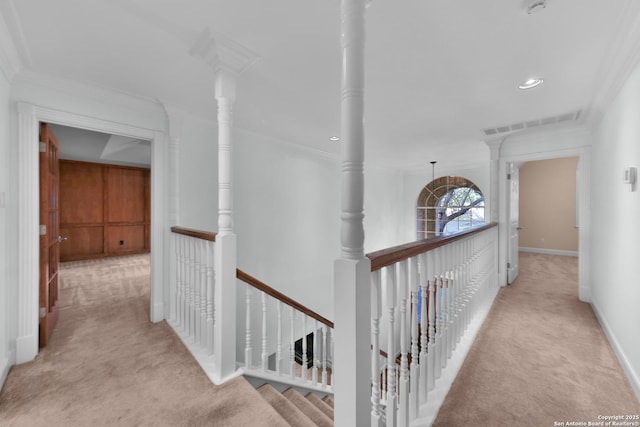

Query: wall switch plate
[624,167,637,191]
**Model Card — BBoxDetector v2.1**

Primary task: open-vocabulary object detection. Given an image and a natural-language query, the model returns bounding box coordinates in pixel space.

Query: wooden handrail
[236,268,334,329]
[366,222,497,272]
[171,226,217,242]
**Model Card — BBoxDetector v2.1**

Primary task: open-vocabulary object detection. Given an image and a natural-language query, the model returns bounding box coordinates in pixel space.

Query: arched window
[416,177,485,239]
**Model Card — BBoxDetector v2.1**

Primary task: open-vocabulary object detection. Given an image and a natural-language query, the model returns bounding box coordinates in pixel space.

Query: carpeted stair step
[282,388,333,427]
[322,396,334,408]
[305,392,334,420]
[257,384,318,427]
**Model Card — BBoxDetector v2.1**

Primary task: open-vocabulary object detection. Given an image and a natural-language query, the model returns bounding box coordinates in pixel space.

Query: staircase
[257,383,333,427]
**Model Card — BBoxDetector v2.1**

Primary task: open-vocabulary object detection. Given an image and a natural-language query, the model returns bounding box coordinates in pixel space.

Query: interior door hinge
[507,262,511,269]
[40,224,46,235]
[507,173,511,180]
[39,142,46,153]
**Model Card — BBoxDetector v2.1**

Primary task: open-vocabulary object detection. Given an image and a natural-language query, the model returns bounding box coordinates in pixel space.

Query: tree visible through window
[436,187,485,235]
[416,176,485,239]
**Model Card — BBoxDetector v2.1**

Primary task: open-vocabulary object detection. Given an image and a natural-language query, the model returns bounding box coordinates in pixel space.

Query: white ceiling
[4,0,639,171]
[50,124,151,168]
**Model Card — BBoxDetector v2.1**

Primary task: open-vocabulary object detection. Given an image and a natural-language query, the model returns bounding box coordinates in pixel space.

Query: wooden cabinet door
[39,123,61,346]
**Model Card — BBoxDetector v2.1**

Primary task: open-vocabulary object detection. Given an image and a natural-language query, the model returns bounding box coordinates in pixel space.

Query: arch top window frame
[416,176,485,240]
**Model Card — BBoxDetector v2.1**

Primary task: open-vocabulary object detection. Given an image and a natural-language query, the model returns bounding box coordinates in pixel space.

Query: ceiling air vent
[482,110,581,137]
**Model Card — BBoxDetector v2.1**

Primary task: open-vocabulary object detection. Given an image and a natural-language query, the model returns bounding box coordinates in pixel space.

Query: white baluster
[178,235,185,329]
[276,300,283,375]
[290,307,296,379]
[312,320,319,385]
[435,248,446,375]
[447,244,456,357]
[194,239,202,344]
[427,258,436,391]
[371,269,382,426]
[398,260,409,427]
[175,234,182,326]
[302,314,308,381]
[261,291,268,372]
[206,241,215,355]
[409,257,420,419]
[188,238,195,338]
[245,284,252,369]
[435,275,443,379]
[419,252,430,399]
[386,264,397,427]
[322,324,328,388]
[171,234,178,322]
[200,240,208,347]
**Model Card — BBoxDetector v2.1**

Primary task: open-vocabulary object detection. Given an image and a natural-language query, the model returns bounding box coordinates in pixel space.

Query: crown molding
[12,69,166,119]
[584,0,640,127]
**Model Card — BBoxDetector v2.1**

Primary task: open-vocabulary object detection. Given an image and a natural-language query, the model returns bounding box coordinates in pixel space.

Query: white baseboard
[591,300,640,402]
[519,247,578,257]
[151,302,164,323]
[15,334,37,364]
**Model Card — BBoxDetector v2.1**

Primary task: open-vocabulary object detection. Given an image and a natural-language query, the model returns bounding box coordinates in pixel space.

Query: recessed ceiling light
[329,136,340,142]
[518,78,544,90]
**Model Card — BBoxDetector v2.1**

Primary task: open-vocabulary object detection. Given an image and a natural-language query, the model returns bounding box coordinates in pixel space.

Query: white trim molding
[519,247,578,257]
[591,301,640,401]
[15,102,167,363]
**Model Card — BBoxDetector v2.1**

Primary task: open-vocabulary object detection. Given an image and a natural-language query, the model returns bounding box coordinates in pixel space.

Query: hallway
[434,252,640,426]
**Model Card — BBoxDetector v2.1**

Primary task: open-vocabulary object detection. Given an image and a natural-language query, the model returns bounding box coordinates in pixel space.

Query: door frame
[16,102,167,364]
[497,139,591,302]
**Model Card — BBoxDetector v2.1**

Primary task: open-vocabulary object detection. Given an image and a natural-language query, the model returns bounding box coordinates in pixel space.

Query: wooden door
[39,123,61,346]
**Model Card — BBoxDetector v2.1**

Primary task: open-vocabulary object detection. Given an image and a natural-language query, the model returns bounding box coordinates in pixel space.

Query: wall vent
[482,110,582,137]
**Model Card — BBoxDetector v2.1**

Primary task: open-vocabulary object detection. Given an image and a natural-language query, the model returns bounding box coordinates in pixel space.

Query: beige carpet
[0,254,288,427]
[434,252,640,426]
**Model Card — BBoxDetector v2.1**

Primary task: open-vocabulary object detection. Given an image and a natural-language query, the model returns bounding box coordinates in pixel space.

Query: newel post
[213,67,238,382]
[334,0,371,425]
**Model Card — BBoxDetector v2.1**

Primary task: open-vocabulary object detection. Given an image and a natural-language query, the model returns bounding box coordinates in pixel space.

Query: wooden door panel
[39,123,60,347]
[60,161,104,224]
[60,226,104,260]
[108,225,145,253]
[107,168,145,223]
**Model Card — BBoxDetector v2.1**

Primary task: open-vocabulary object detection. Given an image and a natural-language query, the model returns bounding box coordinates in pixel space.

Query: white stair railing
[237,269,334,393]
[169,227,216,356]
[367,223,498,426]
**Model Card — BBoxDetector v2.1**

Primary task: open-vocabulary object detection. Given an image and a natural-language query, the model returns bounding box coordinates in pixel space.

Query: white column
[484,138,502,224]
[213,67,238,382]
[334,0,371,425]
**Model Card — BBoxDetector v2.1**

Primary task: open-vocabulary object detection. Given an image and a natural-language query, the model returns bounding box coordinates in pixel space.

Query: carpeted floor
[0,254,288,427]
[434,252,640,426]
[2,252,638,426]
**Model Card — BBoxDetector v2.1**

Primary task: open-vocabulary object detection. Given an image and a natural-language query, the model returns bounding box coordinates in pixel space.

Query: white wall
[590,61,640,398]
[175,121,415,320]
[234,130,341,319]
[0,67,11,387]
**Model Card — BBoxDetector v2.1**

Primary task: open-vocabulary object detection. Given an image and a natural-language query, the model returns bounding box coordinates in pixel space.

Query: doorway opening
[39,123,152,347]
[17,103,166,364]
